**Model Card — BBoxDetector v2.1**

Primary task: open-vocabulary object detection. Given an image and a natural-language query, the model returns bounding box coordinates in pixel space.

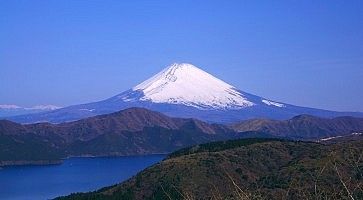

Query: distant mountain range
[6,63,363,124]
[0,108,243,166]
[231,114,363,139]
[56,137,363,200]
[1,108,363,166]
[0,104,61,117]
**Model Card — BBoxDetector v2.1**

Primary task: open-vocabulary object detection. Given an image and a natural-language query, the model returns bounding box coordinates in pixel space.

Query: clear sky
[1,0,362,112]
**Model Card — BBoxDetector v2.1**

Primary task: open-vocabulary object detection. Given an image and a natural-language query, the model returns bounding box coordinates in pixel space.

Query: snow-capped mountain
[0,104,61,117]
[121,63,254,109]
[6,63,363,123]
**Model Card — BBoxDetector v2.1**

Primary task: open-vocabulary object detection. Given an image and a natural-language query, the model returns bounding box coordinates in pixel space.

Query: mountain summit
[7,63,363,124]
[121,63,254,109]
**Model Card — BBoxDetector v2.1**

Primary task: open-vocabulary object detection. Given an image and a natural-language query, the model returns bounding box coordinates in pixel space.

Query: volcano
[8,63,363,123]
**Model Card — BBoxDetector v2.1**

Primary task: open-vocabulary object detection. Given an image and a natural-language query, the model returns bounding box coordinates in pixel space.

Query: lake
[0,155,165,200]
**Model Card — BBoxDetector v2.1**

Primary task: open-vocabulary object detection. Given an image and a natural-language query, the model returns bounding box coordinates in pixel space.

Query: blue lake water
[0,155,165,200]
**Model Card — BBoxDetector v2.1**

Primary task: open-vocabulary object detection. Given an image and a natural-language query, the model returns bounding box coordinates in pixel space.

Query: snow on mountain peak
[0,104,21,109]
[129,63,255,109]
[262,100,285,108]
[27,105,62,110]
[0,104,61,110]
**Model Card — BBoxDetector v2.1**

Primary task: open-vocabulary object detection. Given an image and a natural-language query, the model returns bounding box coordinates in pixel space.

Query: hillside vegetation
[57,137,363,200]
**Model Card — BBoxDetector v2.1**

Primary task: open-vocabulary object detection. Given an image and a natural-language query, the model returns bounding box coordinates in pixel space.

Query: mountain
[130,63,254,109]
[1,108,268,166]
[6,63,363,124]
[56,137,363,200]
[231,114,363,139]
[1,107,232,141]
[0,104,61,117]
[2,108,363,166]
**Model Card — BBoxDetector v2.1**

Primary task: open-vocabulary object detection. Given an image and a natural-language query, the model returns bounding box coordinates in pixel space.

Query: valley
[1,107,363,167]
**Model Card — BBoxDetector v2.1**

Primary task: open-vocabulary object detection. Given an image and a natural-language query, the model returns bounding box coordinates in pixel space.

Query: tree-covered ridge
[168,137,282,158]
[57,136,363,200]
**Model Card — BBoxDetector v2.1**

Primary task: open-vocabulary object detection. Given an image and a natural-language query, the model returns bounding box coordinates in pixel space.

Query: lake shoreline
[0,152,169,168]
[0,155,166,199]
[0,160,63,167]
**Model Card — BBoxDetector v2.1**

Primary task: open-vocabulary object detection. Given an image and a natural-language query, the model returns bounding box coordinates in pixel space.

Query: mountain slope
[56,137,363,200]
[1,108,257,166]
[130,63,254,109]
[231,114,363,139]
[7,63,363,124]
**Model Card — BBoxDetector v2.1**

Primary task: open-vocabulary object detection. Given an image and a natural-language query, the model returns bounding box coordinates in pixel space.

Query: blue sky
[1,0,362,112]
